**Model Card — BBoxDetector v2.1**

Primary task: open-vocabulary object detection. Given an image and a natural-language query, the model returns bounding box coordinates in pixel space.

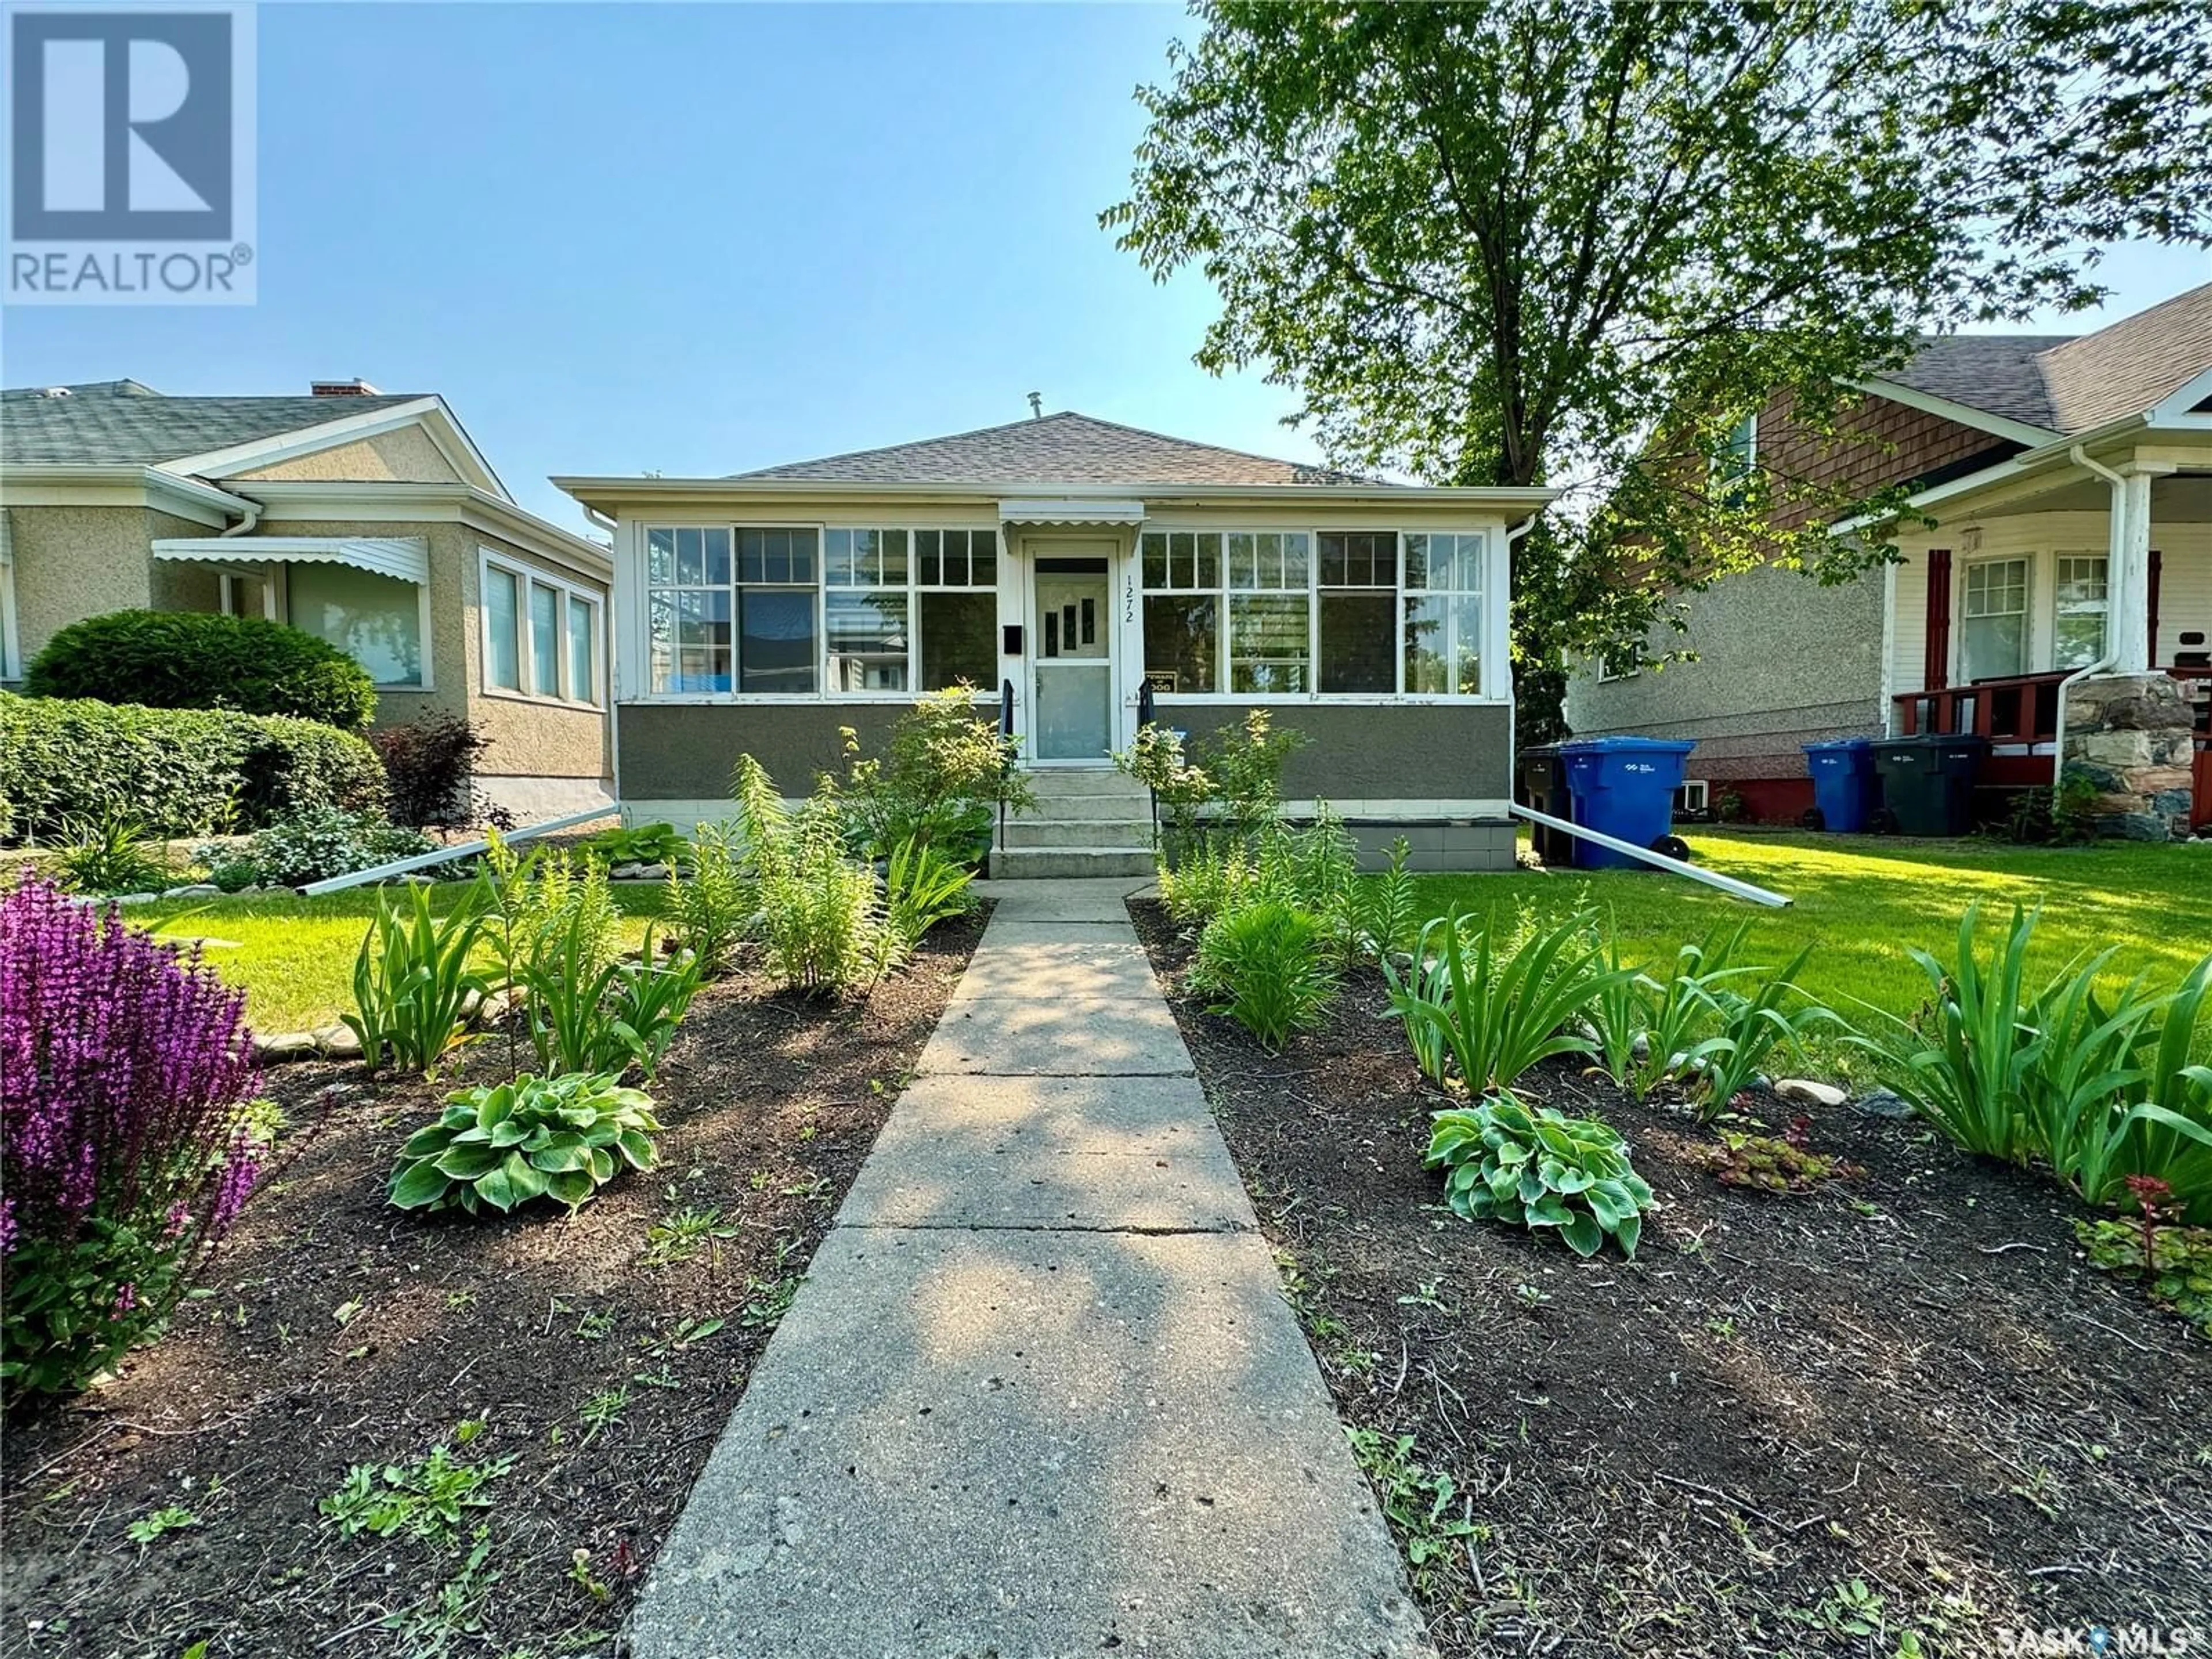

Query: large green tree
[1107,0,2212,737]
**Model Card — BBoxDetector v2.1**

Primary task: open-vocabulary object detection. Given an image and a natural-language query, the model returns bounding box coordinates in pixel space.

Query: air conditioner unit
[1675,779,1711,815]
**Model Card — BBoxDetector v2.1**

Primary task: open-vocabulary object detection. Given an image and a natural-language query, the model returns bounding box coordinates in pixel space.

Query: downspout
[581,503,623,819]
[218,492,263,536]
[1504,512,1543,819]
[2051,445,2128,808]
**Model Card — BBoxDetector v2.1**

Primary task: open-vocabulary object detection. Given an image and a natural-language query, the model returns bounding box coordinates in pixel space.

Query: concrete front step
[1001,816,1153,850]
[989,844,1157,880]
[1012,790,1157,822]
[1024,766,1149,800]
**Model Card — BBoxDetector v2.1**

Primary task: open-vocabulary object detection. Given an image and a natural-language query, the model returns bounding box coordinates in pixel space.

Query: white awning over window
[151,535,430,584]
[997,498,1147,528]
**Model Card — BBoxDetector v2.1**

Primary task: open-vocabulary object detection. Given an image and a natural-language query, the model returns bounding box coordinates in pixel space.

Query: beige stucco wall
[2,505,196,671]
[229,426,461,484]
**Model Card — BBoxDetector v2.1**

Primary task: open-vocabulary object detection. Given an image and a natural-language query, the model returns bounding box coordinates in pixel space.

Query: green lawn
[137,882,668,1034]
[1409,830,2212,1081]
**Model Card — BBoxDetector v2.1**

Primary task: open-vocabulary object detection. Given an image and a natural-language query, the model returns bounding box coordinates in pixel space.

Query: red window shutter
[1923,548,1952,690]
[2147,548,2162,666]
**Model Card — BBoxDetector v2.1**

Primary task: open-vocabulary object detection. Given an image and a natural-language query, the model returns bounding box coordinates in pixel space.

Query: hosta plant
[1425,1093,1652,1258]
[388,1073,660,1217]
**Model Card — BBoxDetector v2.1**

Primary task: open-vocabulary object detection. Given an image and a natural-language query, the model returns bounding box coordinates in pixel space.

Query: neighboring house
[0,379,614,819]
[555,412,1554,871]
[1567,283,2212,835]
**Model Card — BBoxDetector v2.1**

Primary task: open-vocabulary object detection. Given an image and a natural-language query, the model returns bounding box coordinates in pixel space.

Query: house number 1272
[1123,574,1135,624]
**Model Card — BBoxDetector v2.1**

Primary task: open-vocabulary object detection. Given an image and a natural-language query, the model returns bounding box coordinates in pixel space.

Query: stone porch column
[2059,672,2194,840]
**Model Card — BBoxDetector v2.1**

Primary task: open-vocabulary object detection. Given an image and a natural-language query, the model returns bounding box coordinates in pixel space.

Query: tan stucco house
[0,379,613,818]
[556,412,1554,872]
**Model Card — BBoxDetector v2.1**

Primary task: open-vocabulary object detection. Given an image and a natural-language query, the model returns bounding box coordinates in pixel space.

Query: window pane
[968,530,995,588]
[530,582,561,696]
[1403,594,1448,694]
[1228,533,1256,590]
[1144,594,1218,694]
[1961,613,2025,682]
[1228,594,1309,693]
[568,595,594,702]
[1451,593,1483,695]
[652,590,732,694]
[647,528,675,585]
[1142,532,1168,589]
[826,590,909,692]
[1319,531,1396,588]
[880,529,908,586]
[1404,533,1431,592]
[484,566,520,691]
[1281,533,1310,587]
[2056,555,2107,607]
[290,563,423,687]
[920,591,997,690]
[676,528,705,585]
[2055,612,2108,671]
[702,528,731,585]
[825,528,854,586]
[1194,533,1221,589]
[916,529,941,586]
[740,588,817,694]
[1320,592,1395,692]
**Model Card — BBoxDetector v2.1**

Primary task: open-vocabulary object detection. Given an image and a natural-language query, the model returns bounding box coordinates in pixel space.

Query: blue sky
[4,2,2206,531]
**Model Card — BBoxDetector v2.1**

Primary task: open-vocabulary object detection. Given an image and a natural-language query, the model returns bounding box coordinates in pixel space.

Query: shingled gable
[725,410,1382,488]
[0,380,433,468]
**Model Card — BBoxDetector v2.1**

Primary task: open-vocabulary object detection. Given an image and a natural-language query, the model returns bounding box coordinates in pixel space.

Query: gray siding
[620,703,908,799]
[1563,565,1884,781]
[1162,702,1512,805]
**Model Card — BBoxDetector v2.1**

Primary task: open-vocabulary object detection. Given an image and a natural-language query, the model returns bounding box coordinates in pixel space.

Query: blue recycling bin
[1558,738,1699,870]
[1803,738,1878,833]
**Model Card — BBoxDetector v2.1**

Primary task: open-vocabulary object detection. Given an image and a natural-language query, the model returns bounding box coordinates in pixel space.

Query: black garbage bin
[1516,744,1574,866]
[1870,733,1988,836]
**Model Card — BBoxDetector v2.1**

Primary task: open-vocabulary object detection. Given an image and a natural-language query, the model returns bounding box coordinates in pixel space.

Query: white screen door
[1032,562,1112,760]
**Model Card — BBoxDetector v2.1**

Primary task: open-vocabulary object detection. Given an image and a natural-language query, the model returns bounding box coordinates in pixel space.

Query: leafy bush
[1386,908,1633,1096]
[1854,906,2212,1219]
[370,713,498,832]
[24,608,377,731]
[666,821,750,977]
[1,877,264,1402]
[840,688,1032,862]
[884,833,975,953]
[344,882,491,1077]
[1192,900,1338,1050]
[1425,1094,1652,1257]
[574,821,687,869]
[43,809,179,895]
[387,1073,660,1215]
[1156,836,1258,923]
[733,756,895,994]
[1118,710,1306,851]
[0,691,385,844]
[515,906,700,1080]
[243,805,434,888]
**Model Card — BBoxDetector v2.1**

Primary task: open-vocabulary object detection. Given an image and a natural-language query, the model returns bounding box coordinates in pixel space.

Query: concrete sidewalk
[631,879,1431,1659]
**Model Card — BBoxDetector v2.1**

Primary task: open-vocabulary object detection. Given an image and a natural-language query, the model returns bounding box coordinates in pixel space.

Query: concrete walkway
[632,879,1432,1659]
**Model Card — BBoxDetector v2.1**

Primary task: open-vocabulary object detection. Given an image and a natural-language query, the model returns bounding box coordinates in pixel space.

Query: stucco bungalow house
[555,412,1554,873]
[0,379,613,817]
[1566,282,2211,838]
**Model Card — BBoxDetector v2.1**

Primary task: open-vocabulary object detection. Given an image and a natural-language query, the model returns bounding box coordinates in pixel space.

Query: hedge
[0,692,387,844]
[23,609,378,732]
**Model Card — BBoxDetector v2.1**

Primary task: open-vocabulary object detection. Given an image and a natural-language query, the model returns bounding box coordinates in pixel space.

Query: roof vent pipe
[1027,392,1043,419]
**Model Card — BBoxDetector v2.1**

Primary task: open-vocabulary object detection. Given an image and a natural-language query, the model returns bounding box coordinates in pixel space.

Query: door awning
[151,535,430,584]
[997,498,1147,528]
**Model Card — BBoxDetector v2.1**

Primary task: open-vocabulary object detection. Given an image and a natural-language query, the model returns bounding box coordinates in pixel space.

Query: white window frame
[283,562,435,692]
[1957,552,2032,684]
[1139,525,1506,703]
[2052,550,2111,671]
[218,571,278,620]
[480,548,604,708]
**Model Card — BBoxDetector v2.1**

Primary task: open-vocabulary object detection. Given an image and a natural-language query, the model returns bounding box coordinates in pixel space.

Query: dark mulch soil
[1,912,986,1659]
[1131,900,2212,1659]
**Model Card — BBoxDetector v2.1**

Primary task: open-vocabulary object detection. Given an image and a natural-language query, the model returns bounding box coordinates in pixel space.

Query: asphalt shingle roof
[1866,282,2212,434]
[728,411,1379,487]
[0,380,425,468]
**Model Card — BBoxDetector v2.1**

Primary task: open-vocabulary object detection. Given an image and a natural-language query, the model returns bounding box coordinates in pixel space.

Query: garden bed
[1130,901,2212,1656]
[0,910,986,1659]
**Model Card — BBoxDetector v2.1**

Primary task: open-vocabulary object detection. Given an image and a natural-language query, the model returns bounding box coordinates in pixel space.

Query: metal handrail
[997,677,1015,856]
[1135,680,1160,848]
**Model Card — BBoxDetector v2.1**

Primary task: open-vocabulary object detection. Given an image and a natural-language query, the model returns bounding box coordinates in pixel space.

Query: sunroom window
[1403,533,1484,695]
[1142,530,1224,694]
[1317,532,1394,693]
[646,527,820,695]
[825,529,910,692]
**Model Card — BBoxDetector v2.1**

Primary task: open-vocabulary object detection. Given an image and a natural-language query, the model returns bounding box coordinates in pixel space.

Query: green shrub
[666,821,751,976]
[1425,1094,1653,1257]
[344,882,491,1077]
[24,608,377,730]
[42,809,179,895]
[733,755,894,994]
[884,833,975,953]
[1156,838,1257,923]
[243,805,433,888]
[1385,908,1633,1096]
[387,1073,660,1215]
[0,691,384,844]
[1853,906,2212,1219]
[515,906,702,1080]
[1192,900,1338,1050]
[1118,710,1306,851]
[840,688,1032,862]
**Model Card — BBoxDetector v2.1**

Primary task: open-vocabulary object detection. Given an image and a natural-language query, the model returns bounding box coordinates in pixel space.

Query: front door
[1031,558,1113,762]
